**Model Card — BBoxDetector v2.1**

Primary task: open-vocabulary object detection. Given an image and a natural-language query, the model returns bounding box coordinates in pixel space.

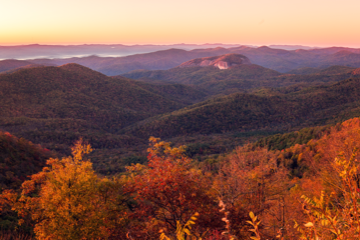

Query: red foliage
[124,137,222,238]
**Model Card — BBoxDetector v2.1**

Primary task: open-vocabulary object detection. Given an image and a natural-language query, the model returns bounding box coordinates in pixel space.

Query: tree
[214,145,290,238]
[296,147,360,239]
[124,137,222,239]
[10,140,128,240]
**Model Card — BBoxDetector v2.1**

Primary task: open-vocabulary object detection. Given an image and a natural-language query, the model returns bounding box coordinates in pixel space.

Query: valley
[2,45,360,239]
[1,47,360,174]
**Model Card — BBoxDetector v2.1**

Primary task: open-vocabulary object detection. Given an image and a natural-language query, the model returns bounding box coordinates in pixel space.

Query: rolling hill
[178,53,251,69]
[0,64,202,156]
[122,77,360,139]
[112,76,208,105]
[2,59,360,173]
[122,53,282,94]
[123,53,360,95]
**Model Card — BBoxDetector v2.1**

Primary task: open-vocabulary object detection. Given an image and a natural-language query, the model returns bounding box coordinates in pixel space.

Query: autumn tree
[8,140,128,240]
[295,146,360,239]
[214,144,291,238]
[124,137,222,239]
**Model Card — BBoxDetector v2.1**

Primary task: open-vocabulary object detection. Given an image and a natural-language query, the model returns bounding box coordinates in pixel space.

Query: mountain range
[2,46,360,76]
[121,78,360,139]
[4,43,360,240]
[1,48,360,173]
[0,43,242,60]
[123,54,360,95]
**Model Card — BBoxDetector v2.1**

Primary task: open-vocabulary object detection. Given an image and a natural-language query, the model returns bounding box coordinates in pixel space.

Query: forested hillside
[2,49,360,239]
[123,59,360,95]
[123,78,360,139]
[0,64,202,169]
[3,118,360,239]
[1,62,360,175]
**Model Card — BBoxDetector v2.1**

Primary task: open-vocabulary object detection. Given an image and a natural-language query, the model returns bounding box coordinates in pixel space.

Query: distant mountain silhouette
[2,46,360,75]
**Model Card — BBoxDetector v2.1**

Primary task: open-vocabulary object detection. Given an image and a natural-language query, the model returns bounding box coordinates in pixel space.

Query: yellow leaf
[304,222,314,227]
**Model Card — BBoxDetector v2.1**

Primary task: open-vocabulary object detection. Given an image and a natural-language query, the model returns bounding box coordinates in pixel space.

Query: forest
[2,119,360,239]
[1,48,360,239]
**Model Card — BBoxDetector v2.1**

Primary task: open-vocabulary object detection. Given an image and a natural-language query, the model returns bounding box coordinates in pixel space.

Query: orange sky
[1,0,360,47]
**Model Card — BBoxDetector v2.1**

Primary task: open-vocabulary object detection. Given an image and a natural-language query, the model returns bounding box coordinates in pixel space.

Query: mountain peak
[178,53,251,69]
[258,46,271,49]
[58,63,106,77]
[59,62,90,70]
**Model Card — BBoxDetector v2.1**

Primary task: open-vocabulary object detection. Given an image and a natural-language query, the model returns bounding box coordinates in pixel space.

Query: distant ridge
[0,43,241,60]
[0,59,33,72]
[268,45,316,50]
[2,45,360,75]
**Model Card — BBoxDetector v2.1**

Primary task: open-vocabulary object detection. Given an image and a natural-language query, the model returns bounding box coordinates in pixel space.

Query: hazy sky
[1,0,360,47]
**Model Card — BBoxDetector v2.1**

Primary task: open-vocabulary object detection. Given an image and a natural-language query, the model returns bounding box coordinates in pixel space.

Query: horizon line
[0,43,323,48]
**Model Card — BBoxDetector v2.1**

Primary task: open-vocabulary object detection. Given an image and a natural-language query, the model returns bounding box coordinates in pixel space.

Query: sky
[1,0,360,47]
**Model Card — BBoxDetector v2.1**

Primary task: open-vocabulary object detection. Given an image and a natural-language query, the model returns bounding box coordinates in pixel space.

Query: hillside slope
[0,64,191,156]
[123,78,360,139]
[0,131,54,190]
[123,60,360,95]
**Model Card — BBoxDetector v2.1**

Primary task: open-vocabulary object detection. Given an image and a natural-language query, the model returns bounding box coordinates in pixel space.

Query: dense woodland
[1,48,360,239]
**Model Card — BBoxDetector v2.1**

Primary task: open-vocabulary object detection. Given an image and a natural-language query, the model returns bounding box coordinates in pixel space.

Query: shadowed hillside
[0,64,183,124]
[2,61,360,174]
[112,76,209,105]
[0,64,197,161]
[0,131,54,190]
[122,78,360,139]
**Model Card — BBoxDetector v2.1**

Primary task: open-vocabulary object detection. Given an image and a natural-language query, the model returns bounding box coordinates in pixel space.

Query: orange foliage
[124,137,222,239]
[214,145,292,238]
[4,140,128,240]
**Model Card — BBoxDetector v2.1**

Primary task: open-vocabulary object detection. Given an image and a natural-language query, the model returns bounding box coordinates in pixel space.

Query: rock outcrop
[178,53,251,69]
